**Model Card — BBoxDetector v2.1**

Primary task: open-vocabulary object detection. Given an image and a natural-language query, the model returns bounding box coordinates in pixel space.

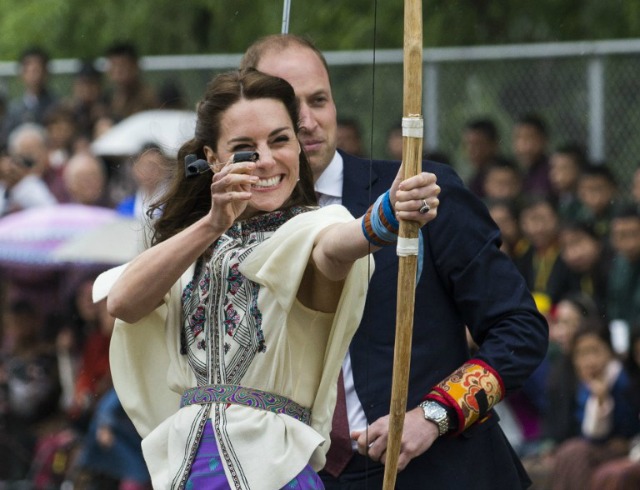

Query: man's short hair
[19,46,49,66]
[580,163,617,187]
[240,34,330,75]
[553,142,588,169]
[464,118,499,142]
[612,203,640,222]
[105,42,139,60]
[515,113,548,138]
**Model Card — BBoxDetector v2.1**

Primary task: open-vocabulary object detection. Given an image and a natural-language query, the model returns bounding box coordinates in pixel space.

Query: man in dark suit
[241,35,548,489]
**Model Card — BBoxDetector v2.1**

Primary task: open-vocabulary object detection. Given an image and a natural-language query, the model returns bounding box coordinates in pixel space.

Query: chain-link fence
[1,39,639,196]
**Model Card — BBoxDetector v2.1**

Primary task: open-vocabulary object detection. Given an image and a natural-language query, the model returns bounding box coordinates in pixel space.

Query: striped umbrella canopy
[0,203,121,266]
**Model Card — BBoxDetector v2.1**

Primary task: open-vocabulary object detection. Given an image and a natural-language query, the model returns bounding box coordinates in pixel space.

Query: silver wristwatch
[419,400,450,436]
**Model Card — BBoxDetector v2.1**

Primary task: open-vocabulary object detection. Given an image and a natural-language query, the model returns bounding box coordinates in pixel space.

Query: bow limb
[382,0,423,488]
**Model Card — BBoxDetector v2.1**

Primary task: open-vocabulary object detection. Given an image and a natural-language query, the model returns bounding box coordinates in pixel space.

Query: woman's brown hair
[148,69,316,245]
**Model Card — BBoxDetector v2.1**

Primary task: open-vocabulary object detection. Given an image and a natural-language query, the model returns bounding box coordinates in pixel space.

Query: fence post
[587,56,605,162]
[424,61,439,152]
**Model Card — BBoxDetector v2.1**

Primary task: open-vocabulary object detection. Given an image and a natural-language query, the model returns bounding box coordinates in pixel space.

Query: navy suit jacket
[337,151,548,489]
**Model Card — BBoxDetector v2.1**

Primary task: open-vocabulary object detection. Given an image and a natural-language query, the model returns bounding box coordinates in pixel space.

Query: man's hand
[351,406,439,471]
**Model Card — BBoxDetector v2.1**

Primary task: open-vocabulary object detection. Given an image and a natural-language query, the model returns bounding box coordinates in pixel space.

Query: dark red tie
[324,370,354,477]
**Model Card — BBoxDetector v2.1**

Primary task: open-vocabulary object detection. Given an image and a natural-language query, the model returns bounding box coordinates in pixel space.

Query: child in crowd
[576,163,619,239]
[588,331,640,489]
[515,196,576,304]
[607,205,640,355]
[549,323,640,490]
[482,159,523,202]
[559,219,611,316]
[522,293,601,489]
[511,114,552,197]
[549,143,587,222]
[486,198,528,260]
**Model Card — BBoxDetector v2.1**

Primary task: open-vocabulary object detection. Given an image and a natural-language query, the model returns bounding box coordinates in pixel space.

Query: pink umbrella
[0,204,120,266]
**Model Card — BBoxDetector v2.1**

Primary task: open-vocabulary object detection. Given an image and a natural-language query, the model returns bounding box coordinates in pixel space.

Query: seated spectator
[482,158,523,203]
[104,42,158,123]
[0,299,62,481]
[522,293,601,489]
[461,117,504,198]
[66,60,111,144]
[607,205,640,354]
[0,150,55,216]
[576,163,619,239]
[486,198,528,259]
[43,104,81,172]
[55,274,101,412]
[511,113,552,198]
[559,219,612,317]
[67,298,114,429]
[385,123,403,160]
[116,146,168,220]
[6,122,66,202]
[549,322,640,490]
[62,151,111,207]
[74,388,151,490]
[549,143,587,222]
[588,331,640,489]
[515,196,577,304]
[337,117,365,157]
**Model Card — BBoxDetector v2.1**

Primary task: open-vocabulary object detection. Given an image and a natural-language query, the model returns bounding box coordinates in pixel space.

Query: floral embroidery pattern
[226,263,242,296]
[190,305,206,338]
[224,304,240,336]
[198,268,210,293]
[182,277,196,303]
[181,207,313,379]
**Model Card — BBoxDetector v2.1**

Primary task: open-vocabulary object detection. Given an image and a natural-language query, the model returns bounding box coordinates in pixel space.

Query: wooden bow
[383,0,423,488]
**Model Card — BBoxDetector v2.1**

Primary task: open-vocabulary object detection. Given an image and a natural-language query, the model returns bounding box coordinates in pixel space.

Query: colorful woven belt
[180,384,312,425]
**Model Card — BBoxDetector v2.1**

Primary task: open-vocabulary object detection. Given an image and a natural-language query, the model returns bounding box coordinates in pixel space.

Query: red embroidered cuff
[423,360,504,434]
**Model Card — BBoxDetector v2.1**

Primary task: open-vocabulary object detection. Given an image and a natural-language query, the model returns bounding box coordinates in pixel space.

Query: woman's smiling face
[214,97,301,219]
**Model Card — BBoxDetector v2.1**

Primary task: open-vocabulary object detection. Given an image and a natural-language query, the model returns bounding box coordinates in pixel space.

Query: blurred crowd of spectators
[1,42,640,490]
[0,42,176,490]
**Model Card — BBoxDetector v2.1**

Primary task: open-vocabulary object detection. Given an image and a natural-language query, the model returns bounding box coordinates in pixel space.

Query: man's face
[21,56,47,93]
[549,153,580,193]
[256,46,337,180]
[512,124,546,169]
[107,55,139,87]
[611,217,640,262]
[577,176,615,215]
[462,130,496,168]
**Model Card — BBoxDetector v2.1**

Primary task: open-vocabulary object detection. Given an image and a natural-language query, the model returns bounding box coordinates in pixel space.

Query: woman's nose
[255,146,275,168]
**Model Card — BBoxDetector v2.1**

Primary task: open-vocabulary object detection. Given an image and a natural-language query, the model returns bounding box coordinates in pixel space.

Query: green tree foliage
[1,0,640,61]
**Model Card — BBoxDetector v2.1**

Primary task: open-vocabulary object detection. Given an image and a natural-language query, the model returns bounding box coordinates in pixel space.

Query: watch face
[425,403,446,419]
[422,401,449,435]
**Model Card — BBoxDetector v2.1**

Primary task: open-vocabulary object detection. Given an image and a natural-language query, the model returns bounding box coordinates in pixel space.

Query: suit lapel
[340,151,380,217]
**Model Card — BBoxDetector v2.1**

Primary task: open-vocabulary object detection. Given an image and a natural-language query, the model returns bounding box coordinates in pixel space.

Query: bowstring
[363,0,379,477]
